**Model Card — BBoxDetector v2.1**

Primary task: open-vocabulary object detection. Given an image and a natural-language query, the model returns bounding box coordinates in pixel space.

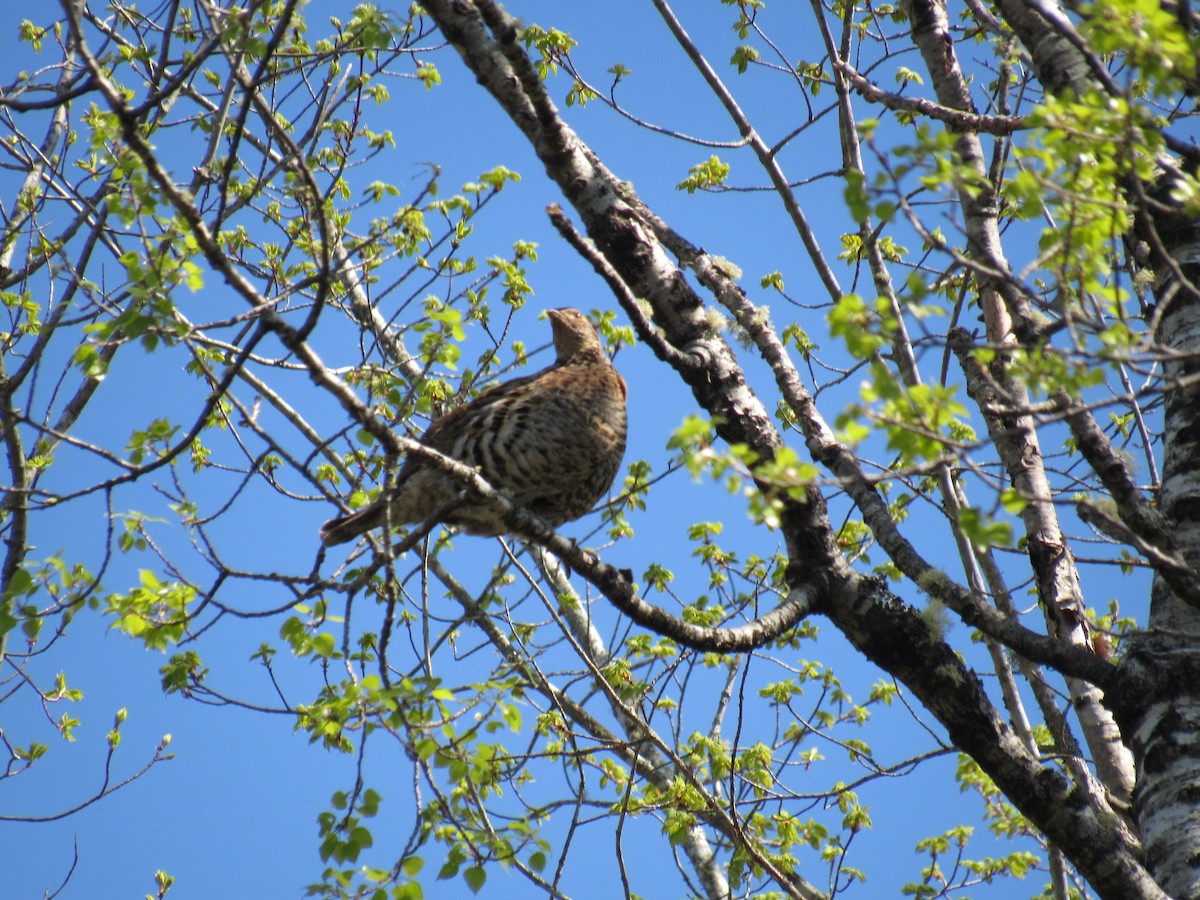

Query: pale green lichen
[920,596,951,640]
[915,569,953,640]
[710,255,743,280]
[916,567,952,596]
[750,305,772,331]
[704,307,730,335]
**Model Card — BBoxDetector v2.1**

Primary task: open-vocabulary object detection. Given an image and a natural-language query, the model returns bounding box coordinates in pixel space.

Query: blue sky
[0,2,1121,897]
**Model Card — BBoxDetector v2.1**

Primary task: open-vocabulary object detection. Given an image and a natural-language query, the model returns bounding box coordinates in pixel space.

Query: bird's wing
[416,368,548,453]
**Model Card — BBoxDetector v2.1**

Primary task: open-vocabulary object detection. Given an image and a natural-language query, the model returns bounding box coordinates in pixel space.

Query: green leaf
[360,788,381,816]
[6,566,34,597]
[956,508,1013,550]
[1000,488,1027,515]
[677,156,731,194]
[843,170,868,223]
[401,856,424,877]
[463,866,486,894]
[730,44,760,73]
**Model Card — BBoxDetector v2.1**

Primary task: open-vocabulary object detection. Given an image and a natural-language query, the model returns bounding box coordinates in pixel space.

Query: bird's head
[547,308,606,363]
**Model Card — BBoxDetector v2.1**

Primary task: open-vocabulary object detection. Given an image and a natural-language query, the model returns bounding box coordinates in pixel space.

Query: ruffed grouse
[320,308,627,546]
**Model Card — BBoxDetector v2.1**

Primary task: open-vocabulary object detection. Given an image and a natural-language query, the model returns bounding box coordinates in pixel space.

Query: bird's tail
[319,504,385,546]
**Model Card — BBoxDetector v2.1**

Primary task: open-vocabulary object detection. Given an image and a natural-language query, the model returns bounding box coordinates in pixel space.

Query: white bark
[1132,180,1200,898]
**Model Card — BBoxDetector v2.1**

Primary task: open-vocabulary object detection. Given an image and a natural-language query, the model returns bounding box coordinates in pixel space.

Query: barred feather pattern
[320,308,627,546]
